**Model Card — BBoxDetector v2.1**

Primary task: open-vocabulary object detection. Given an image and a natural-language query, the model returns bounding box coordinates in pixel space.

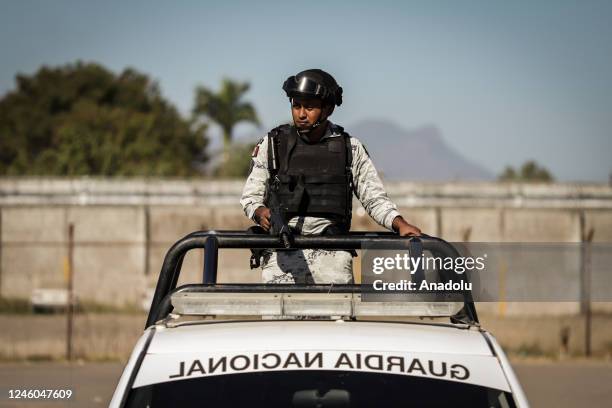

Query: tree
[498,160,554,182]
[0,62,208,176]
[498,166,517,181]
[192,78,260,156]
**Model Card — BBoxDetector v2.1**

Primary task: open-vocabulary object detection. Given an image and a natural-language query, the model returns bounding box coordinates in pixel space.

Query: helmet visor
[283,76,328,99]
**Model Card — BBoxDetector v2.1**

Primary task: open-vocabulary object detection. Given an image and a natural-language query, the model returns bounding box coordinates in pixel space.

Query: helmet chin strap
[297,117,323,134]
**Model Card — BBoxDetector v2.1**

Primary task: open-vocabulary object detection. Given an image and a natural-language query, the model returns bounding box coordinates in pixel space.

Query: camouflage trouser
[261,249,354,284]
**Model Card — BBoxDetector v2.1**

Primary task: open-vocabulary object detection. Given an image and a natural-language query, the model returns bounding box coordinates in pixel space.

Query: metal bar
[181,231,457,251]
[409,238,425,286]
[170,254,185,296]
[203,235,219,284]
[145,232,478,328]
[144,206,150,276]
[175,283,363,293]
[152,293,175,324]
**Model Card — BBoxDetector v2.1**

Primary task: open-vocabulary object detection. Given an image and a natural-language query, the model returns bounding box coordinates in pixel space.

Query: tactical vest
[266,124,354,230]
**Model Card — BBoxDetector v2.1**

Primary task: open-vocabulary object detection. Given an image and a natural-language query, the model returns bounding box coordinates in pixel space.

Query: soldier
[240,69,421,284]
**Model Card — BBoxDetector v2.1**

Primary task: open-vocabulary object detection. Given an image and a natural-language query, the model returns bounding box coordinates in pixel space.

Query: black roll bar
[145,231,478,328]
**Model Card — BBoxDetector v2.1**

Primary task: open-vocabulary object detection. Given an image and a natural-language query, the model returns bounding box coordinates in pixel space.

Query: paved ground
[0,360,611,407]
[0,362,120,407]
[512,360,612,407]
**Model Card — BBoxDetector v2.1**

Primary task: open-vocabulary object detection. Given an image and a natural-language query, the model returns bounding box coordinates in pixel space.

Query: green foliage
[193,78,260,151]
[0,62,208,176]
[498,160,554,182]
[214,142,257,178]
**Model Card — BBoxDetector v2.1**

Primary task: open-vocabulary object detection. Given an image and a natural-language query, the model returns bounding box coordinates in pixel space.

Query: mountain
[346,119,494,181]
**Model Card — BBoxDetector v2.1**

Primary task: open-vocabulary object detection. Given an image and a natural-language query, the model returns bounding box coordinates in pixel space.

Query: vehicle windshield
[125,370,516,407]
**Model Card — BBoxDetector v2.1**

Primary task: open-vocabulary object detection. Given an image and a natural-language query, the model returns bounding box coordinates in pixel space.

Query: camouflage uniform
[240,122,401,284]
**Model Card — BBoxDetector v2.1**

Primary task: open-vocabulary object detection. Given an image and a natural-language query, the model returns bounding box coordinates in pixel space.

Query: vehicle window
[125,370,516,407]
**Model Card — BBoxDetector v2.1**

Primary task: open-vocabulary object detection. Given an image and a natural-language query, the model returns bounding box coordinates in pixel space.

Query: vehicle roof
[148,320,492,356]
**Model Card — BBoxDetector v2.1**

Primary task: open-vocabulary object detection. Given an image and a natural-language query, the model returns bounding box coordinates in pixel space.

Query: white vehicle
[110,231,529,407]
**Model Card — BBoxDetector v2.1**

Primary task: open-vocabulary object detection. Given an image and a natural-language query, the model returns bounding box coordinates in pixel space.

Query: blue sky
[1,0,611,182]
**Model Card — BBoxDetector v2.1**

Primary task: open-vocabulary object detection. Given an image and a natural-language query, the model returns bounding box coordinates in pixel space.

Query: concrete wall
[1,178,611,311]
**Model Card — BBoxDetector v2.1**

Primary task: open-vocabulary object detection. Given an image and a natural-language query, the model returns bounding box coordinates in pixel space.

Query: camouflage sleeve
[240,136,269,220]
[350,137,400,231]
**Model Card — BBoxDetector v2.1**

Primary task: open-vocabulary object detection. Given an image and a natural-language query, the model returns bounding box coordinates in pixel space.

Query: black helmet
[282,69,343,106]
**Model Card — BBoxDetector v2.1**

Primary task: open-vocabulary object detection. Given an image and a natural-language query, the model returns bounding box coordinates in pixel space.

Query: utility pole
[0,210,3,294]
[66,224,75,361]
[579,211,594,357]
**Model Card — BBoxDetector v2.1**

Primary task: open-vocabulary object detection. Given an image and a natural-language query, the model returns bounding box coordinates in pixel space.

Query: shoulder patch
[251,137,265,157]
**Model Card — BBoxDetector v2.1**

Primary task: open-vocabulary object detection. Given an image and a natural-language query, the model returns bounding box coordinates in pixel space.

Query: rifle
[268,176,293,249]
[247,182,292,269]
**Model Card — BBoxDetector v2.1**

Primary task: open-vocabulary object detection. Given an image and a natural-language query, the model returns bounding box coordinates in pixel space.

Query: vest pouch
[300,175,348,216]
[277,174,347,216]
[276,174,306,211]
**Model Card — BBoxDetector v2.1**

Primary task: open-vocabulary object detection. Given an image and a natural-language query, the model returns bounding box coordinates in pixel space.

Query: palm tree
[193,79,260,163]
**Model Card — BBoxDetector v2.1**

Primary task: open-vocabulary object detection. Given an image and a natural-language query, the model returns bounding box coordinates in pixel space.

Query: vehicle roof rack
[145,231,479,328]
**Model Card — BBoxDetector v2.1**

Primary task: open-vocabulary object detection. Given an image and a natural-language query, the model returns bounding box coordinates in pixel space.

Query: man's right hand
[254,206,272,231]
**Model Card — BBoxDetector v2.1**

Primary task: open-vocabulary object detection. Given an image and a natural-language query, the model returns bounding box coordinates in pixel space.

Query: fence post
[66,223,75,361]
[0,209,3,294]
[580,211,594,357]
